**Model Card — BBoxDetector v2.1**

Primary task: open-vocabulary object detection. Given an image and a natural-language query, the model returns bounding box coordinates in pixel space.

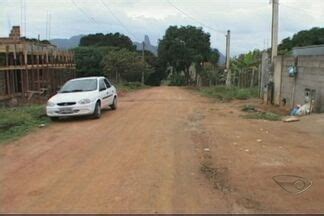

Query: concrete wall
[274,55,324,112]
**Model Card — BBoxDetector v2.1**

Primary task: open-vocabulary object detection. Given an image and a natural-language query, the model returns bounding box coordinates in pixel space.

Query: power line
[167,0,225,35]
[71,0,99,25]
[100,0,139,41]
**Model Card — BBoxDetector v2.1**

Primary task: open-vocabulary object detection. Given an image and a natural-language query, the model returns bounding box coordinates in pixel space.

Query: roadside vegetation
[0,105,49,143]
[242,112,282,121]
[74,33,163,86]
[240,105,282,121]
[278,27,324,55]
[116,82,149,93]
[199,86,258,101]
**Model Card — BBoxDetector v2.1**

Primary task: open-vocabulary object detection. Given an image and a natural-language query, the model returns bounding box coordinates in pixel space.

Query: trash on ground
[204,148,210,152]
[283,116,300,123]
[290,103,311,116]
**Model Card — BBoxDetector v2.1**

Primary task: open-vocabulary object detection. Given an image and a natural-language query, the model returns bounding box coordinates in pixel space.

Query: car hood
[49,91,97,103]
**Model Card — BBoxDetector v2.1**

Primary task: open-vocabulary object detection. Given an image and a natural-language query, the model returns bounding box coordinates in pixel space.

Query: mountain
[51,34,221,62]
[134,35,158,56]
[218,51,226,65]
[50,35,84,49]
[51,34,158,55]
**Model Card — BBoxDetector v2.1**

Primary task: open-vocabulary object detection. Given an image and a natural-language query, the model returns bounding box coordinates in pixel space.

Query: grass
[116,82,149,93]
[199,86,258,101]
[242,112,282,121]
[0,105,50,144]
[241,104,258,113]
[240,104,283,121]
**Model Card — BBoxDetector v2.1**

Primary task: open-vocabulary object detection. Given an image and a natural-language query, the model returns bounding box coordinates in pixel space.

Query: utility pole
[225,30,231,87]
[271,0,279,62]
[141,41,145,85]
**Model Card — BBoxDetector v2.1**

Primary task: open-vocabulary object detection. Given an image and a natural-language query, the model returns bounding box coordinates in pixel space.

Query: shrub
[168,73,186,86]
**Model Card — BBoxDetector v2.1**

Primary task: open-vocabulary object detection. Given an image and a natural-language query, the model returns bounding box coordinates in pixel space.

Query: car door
[99,79,109,107]
[104,78,114,105]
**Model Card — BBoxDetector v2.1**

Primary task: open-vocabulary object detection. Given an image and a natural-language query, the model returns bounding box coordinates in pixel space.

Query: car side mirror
[99,87,106,91]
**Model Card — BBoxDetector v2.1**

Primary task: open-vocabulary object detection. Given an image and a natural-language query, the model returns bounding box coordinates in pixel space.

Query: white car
[46,76,117,120]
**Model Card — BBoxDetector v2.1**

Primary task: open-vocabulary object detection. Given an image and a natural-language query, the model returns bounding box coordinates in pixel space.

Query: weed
[242,112,282,121]
[0,105,49,143]
[241,105,258,112]
[116,82,148,92]
[199,86,258,101]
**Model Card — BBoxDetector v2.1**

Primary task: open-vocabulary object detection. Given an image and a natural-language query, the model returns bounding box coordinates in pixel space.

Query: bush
[168,73,186,86]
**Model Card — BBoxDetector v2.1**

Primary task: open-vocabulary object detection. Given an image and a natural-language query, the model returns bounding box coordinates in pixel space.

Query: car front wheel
[92,101,101,119]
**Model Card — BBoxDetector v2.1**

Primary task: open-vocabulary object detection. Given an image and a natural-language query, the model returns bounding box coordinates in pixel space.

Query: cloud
[1,0,324,56]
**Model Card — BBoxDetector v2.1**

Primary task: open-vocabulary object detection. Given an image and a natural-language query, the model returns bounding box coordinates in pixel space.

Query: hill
[50,35,83,49]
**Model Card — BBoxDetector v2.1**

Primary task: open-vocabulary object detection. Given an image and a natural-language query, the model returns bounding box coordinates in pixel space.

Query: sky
[0,0,324,56]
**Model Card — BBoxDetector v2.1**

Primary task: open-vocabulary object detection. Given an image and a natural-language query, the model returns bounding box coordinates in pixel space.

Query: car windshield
[59,79,97,93]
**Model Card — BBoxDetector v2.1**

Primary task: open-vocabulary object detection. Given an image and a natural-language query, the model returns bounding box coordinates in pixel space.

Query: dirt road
[1,87,324,213]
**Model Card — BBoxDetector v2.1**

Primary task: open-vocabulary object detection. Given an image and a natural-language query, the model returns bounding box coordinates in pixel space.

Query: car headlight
[78,99,91,104]
[47,101,55,107]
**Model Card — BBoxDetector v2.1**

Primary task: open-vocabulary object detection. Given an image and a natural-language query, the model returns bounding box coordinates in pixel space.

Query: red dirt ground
[0,86,323,213]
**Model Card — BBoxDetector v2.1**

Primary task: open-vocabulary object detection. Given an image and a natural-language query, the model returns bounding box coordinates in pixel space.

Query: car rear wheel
[110,97,117,110]
[92,101,101,119]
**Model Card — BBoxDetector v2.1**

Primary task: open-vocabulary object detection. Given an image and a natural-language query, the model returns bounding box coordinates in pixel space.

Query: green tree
[73,46,118,77]
[80,33,136,51]
[158,25,211,84]
[101,49,153,83]
[278,27,324,55]
[230,49,261,87]
[139,50,165,86]
[208,49,220,66]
